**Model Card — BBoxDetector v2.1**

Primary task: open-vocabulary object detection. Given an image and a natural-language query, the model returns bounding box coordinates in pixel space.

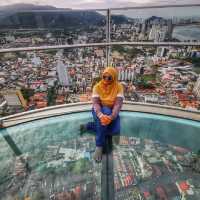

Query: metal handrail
[1,42,200,54]
[110,4,200,10]
[0,102,200,128]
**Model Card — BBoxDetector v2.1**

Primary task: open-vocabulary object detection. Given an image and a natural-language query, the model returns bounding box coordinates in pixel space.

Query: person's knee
[101,106,112,115]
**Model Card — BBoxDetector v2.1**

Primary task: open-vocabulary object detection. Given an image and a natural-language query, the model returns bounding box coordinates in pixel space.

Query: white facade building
[118,68,135,82]
[56,60,70,86]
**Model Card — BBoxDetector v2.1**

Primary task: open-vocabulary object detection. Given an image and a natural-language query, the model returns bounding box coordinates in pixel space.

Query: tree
[32,191,45,200]
[127,48,143,58]
[112,45,126,54]
[21,87,34,101]
[47,86,56,106]
[151,64,160,74]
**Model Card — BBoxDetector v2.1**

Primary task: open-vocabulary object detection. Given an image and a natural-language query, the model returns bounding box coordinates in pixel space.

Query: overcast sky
[0,0,199,9]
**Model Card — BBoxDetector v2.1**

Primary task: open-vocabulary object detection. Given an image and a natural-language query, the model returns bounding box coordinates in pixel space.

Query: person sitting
[80,67,124,162]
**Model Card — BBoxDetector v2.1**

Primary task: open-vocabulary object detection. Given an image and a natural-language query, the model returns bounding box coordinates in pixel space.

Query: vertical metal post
[2,129,22,156]
[101,136,114,200]
[106,9,111,67]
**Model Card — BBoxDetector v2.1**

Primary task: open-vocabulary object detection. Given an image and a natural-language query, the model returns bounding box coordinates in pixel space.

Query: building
[31,54,41,67]
[2,91,24,114]
[56,60,70,86]
[0,100,6,116]
[118,67,135,82]
[193,76,200,99]
[157,47,167,57]
[144,95,159,103]
[149,25,167,42]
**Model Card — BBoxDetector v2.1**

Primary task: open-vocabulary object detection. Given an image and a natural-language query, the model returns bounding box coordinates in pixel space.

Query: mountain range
[0,4,99,29]
[0,3,197,29]
[0,4,131,29]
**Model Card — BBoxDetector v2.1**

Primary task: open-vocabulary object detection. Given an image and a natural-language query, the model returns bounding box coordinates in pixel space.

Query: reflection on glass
[112,112,200,200]
[0,132,15,198]
[113,136,200,200]
[0,110,200,199]
[0,113,102,200]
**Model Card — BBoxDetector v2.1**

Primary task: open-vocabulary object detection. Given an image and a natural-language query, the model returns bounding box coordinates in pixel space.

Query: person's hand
[100,115,112,126]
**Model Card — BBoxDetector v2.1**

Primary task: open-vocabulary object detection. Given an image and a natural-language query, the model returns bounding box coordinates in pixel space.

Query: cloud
[0,0,199,8]
[0,0,104,8]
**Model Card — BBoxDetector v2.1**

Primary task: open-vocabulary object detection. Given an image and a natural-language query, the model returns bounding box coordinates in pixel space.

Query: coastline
[172,24,200,41]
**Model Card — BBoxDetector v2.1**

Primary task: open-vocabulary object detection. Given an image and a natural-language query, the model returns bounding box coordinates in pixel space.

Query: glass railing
[0,109,200,200]
[110,6,200,43]
[0,112,101,200]
[0,4,200,118]
[0,46,106,117]
[0,9,107,49]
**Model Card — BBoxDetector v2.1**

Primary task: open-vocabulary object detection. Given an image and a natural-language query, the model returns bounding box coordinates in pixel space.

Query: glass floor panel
[0,133,102,200]
[0,111,200,200]
[0,113,102,200]
[113,136,200,200]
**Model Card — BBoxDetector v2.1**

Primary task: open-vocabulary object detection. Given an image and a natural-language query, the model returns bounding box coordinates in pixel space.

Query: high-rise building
[157,47,167,57]
[56,60,70,86]
[141,21,147,34]
[149,25,167,42]
[31,54,41,67]
[167,19,173,39]
[118,67,135,82]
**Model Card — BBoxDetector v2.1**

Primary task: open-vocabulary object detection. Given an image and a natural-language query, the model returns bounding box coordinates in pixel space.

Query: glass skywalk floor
[113,137,200,200]
[0,111,200,200]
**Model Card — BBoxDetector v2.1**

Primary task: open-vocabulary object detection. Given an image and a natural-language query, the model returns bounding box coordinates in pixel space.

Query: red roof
[74,186,81,195]
[143,191,151,199]
[156,186,167,200]
[31,80,43,85]
[172,146,190,154]
[179,181,190,191]
[33,93,47,101]
[36,101,47,109]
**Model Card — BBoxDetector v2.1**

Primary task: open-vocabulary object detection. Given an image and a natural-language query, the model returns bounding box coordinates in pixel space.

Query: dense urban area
[0,3,200,200]
[0,6,200,117]
[1,132,200,200]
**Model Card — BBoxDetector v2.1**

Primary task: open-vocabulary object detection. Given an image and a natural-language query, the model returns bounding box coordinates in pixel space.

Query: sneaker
[93,147,103,163]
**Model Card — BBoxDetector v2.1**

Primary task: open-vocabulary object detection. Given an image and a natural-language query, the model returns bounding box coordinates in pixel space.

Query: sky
[0,0,200,9]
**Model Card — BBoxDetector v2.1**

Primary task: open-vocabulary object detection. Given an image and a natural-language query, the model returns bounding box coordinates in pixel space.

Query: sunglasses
[103,75,112,81]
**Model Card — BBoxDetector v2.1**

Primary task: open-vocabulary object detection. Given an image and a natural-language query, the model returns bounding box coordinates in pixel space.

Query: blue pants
[86,106,120,147]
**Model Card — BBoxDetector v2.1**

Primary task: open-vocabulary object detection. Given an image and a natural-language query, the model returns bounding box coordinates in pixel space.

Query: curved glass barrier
[114,112,200,200]
[0,134,15,198]
[0,111,200,200]
[111,6,200,43]
[0,112,102,200]
[0,47,106,117]
[0,10,107,49]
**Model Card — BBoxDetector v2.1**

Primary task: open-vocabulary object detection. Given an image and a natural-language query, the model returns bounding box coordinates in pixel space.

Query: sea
[172,25,200,41]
